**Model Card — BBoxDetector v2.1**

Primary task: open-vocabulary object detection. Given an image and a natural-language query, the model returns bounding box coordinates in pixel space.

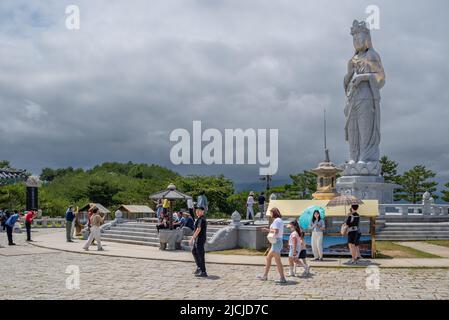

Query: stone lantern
[311,150,343,200]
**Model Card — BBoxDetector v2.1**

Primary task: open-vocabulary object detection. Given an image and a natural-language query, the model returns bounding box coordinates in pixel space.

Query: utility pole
[260,175,272,193]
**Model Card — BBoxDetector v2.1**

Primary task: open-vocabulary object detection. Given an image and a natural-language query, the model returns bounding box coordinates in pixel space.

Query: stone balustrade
[379,204,449,217]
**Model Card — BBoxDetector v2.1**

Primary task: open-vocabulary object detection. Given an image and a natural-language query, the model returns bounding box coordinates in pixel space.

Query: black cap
[196,206,205,211]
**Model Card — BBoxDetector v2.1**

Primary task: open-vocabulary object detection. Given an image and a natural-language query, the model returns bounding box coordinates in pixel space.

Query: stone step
[104,229,217,239]
[101,237,160,247]
[103,229,159,237]
[381,228,449,232]
[377,235,449,241]
[113,223,224,233]
[102,234,159,242]
[378,230,449,234]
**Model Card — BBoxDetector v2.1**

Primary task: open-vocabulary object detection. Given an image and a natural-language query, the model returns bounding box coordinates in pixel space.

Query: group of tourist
[2,192,363,284]
[258,204,363,284]
[63,205,105,251]
[246,191,277,220]
[0,208,38,245]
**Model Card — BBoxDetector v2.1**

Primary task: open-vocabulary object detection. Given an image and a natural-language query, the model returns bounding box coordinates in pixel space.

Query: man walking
[24,210,37,242]
[83,208,104,251]
[5,211,21,246]
[65,206,75,242]
[189,206,207,278]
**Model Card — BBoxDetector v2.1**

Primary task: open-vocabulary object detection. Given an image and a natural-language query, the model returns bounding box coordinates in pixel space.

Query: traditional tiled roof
[117,205,154,214]
[0,168,28,186]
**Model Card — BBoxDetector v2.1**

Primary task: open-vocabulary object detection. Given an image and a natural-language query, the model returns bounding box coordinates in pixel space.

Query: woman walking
[310,210,325,261]
[83,207,104,251]
[257,208,286,284]
[246,191,255,220]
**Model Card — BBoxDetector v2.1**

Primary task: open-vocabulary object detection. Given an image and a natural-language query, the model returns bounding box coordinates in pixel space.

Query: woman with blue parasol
[299,205,325,261]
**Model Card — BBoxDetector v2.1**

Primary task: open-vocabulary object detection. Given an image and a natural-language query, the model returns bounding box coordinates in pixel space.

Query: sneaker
[193,268,201,275]
[83,247,89,251]
[319,258,324,261]
[98,248,104,251]
[287,271,295,277]
[195,272,208,278]
[8,243,16,246]
[256,275,268,281]
[275,278,287,285]
[313,258,320,261]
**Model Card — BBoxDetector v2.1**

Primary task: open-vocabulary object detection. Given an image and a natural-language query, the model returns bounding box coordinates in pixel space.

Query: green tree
[175,175,235,215]
[380,156,401,183]
[289,171,317,199]
[395,165,438,203]
[0,160,11,168]
[85,179,121,207]
[442,183,449,203]
[0,184,26,210]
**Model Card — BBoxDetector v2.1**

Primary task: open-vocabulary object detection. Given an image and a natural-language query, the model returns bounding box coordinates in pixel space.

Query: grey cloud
[0,0,448,190]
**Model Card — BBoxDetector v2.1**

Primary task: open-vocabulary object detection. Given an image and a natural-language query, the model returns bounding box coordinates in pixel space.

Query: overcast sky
[0,0,448,189]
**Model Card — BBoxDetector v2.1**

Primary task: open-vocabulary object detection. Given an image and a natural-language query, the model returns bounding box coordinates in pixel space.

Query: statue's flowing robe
[344,48,385,163]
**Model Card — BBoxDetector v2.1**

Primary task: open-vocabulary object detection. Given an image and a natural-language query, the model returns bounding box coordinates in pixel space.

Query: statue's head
[351,20,372,53]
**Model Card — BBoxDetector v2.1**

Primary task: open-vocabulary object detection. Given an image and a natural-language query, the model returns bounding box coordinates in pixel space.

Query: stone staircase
[376,222,449,241]
[101,221,224,249]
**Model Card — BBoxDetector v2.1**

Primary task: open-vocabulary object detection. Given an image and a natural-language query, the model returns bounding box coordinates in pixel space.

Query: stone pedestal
[336,175,398,204]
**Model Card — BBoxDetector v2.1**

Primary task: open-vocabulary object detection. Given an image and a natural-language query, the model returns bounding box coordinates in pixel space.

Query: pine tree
[395,165,438,203]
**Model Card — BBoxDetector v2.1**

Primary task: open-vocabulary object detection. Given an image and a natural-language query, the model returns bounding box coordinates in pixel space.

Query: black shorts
[355,232,361,246]
[298,249,307,259]
[348,231,358,245]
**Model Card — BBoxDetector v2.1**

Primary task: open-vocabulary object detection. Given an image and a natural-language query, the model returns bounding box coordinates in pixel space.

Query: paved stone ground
[1,230,449,300]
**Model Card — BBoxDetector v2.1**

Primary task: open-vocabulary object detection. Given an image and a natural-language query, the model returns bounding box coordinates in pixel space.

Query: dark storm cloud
[0,0,448,188]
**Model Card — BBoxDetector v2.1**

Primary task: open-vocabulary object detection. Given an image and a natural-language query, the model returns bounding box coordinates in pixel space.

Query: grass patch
[376,241,440,259]
[209,248,266,256]
[423,240,449,249]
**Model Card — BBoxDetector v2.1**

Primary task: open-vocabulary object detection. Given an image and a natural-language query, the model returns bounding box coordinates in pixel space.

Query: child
[288,220,310,277]
[287,220,301,277]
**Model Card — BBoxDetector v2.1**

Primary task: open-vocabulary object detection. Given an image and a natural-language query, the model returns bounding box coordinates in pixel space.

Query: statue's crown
[351,20,370,36]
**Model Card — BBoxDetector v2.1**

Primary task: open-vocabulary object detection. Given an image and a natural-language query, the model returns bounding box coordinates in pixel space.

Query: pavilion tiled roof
[0,168,28,186]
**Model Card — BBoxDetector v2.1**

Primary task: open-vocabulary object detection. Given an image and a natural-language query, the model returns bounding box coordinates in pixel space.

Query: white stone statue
[343,20,385,176]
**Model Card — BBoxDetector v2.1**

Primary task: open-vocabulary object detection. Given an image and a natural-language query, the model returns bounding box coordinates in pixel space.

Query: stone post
[231,211,241,226]
[422,191,431,216]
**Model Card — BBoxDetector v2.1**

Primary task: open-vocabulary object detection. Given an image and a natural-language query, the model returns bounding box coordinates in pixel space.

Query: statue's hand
[352,74,367,87]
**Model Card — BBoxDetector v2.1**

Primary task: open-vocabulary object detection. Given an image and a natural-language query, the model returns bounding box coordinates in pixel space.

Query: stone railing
[379,204,449,217]
[31,217,66,228]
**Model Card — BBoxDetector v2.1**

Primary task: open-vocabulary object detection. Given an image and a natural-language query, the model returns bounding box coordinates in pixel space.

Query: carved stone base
[336,175,399,204]
[342,161,381,176]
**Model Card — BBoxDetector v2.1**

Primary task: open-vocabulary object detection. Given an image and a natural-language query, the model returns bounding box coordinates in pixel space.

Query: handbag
[340,223,349,236]
[267,231,277,244]
[341,214,354,236]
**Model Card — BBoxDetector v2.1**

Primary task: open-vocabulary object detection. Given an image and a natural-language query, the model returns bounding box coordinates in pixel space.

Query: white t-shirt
[247,196,254,207]
[270,218,284,239]
[187,198,194,209]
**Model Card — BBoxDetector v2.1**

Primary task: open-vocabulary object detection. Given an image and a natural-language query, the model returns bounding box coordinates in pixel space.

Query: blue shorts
[289,245,299,258]
[271,238,283,253]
